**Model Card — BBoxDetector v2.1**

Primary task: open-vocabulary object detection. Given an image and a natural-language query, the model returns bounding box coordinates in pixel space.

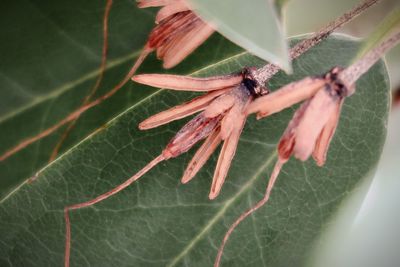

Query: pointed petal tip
[131,74,144,83]
[208,191,217,200]
[256,112,267,120]
[313,154,326,167]
[138,121,148,130]
[163,60,177,69]
[181,173,193,184]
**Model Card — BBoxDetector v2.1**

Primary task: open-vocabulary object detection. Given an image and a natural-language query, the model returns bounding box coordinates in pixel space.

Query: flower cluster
[133,68,267,198]
[249,67,353,168]
[138,0,215,68]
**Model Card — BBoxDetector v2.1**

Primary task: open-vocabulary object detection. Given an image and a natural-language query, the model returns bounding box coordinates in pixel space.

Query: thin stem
[49,0,113,162]
[0,48,150,162]
[339,30,400,89]
[64,154,164,267]
[214,160,283,267]
[253,0,380,84]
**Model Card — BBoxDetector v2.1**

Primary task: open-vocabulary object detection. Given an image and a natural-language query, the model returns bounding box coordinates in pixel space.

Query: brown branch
[253,0,380,84]
[339,30,400,90]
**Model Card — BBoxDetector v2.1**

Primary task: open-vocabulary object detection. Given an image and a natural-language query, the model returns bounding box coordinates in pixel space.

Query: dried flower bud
[138,0,215,68]
[286,68,353,166]
[132,69,268,198]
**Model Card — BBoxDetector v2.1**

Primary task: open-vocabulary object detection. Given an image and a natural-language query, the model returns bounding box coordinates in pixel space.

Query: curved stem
[214,160,283,267]
[64,154,164,267]
[49,0,114,162]
[0,47,150,162]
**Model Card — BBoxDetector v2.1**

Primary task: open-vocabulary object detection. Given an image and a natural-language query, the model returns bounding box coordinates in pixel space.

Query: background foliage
[0,1,393,266]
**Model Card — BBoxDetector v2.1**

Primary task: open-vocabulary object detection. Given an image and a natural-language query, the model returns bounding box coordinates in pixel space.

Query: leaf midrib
[0,51,139,124]
[0,50,249,203]
[167,152,277,267]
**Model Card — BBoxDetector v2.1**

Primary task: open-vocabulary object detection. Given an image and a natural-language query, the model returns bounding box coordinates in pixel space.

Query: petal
[148,11,195,49]
[132,73,242,92]
[163,113,222,159]
[209,115,246,199]
[162,22,215,68]
[155,19,197,59]
[181,128,222,184]
[220,84,251,139]
[246,77,325,119]
[137,0,174,8]
[155,1,189,23]
[312,99,344,166]
[277,99,311,162]
[139,88,229,130]
[203,94,235,118]
[220,105,244,140]
[293,87,340,161]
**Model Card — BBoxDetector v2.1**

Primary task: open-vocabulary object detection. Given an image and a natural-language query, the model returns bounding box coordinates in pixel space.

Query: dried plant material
[312,100,344,166]
[133,70,267,199]
[141,0,215,69]
[49,0,114,161]
[0,0,215,163]
[246,76,326,118]
[139,89,230,130]
[181,127,222,183]
[0,0,377,163]
[216,26,400,267]
[133,73,241,91]
[393,87,400,108]
[253,0,381,84]
[64,69,267,267]
[215,67,351,267]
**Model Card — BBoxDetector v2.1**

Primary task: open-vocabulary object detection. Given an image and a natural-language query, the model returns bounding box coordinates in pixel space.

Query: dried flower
[214,67,354,267]
[276,67,351,166]
[133,69,267,198]
[138,0,215,68]
[64,69,267,267]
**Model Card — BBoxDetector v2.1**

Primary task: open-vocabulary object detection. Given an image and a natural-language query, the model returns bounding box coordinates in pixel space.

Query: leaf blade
[0,35,390,267]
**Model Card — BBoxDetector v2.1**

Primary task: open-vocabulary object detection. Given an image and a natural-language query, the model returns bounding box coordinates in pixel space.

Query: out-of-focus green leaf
[275,0,290,16]
[310,108,400,267]
[188,0,290,72]
[356,8,400,59]
[0,35,390,266]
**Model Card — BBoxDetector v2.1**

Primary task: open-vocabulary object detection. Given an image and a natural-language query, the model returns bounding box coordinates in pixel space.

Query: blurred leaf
[356,8,400,60]
[311,109,400,267]
[275,0,290,16]
[0,35,390,266]
[188,0,291,72]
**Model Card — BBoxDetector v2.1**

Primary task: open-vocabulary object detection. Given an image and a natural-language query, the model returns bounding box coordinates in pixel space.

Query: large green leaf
[0,34,390,266]
[0,0,244,198]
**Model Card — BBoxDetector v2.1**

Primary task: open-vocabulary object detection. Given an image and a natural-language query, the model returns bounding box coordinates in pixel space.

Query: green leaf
[275,0,290,17]
[188,0,291,72]
[0,34,390,266]
[0,0,244,198]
